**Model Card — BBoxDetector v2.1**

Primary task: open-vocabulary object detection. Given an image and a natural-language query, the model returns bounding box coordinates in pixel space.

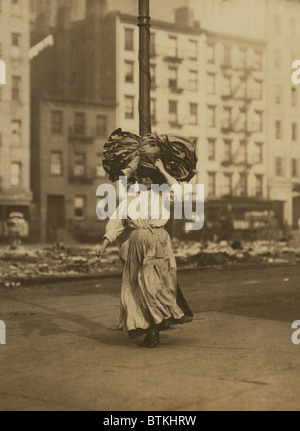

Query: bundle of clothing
[102,128,197,182]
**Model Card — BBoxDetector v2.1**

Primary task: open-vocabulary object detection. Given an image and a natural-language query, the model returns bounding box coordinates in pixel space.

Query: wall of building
[0,0,32,237]
[34,98,115,242]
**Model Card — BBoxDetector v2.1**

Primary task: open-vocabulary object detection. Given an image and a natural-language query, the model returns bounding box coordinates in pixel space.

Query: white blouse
[104,181,182,244]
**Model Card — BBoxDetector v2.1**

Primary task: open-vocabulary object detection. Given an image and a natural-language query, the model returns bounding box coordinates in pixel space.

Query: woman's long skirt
[119,227,185,333]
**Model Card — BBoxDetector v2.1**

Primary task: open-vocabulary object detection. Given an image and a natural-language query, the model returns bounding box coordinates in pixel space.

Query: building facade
[0,0,32,238]
[266,0,300,229]
[31,97,115,242]
[30,0,300,242]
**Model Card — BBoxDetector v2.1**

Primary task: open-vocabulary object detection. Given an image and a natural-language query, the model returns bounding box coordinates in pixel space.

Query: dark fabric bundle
[102,129,141,182]
[157,135,197,182]
[102,128,197,182]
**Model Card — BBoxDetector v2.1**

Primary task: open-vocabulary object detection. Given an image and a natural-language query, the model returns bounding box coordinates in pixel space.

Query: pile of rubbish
[0,240,299,287]
[0,244,122,287]
[103,129,197,182]
[173,240,300,268]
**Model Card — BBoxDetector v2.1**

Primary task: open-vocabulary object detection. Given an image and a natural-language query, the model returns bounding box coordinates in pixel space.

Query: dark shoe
[174,315,193,324]
[141,329,160,348]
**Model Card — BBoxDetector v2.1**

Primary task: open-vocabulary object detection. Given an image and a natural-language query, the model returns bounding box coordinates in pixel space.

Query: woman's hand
[155,159,166,174]
[95,238,110,260]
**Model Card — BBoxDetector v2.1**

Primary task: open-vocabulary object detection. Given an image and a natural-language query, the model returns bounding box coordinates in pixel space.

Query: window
[150,98,156,124]
[74,196,85,220]
[207,73,215,94]
[189,103,198,125]
[222,76,231,96]
[223,46,231,66]
[254,142,263,164]
[275,157,284,177]
[125,95,134,119]
[274,14,281,34]
[236,79,246,98]
[292,159,298,178]
[150,32,156,57]
[168,66,177,89]
[74,112,86,135]
[10,162,21,186]
[11,119,21,134]
[12,76,21,101]
[292,122,297,141]
[51,110,63,134]
[274,49,281,68]
[168,35,177,57]
[96,154,106,178]
[207,106,216,128]
[189,70,198,91]
[96,115,107,136]
[253,80,262,99]
[74,153,85,176]
[239,141,247,163]
[207,44,214,63]
[292,87,297,106]
[208,172,216,196]
[222,107,231,129]
[275,120,282,139]
[291,18,297,38]
[239,173,247,196]
[208,139,216,161]
[223,173,232,195]
[224,140,232,162]
[255,175,263,197]
[124,28,134,51]
[275,85,282,104]
[50,151,63,176]
[169,100,178,124]
[11,119,21,146]
[253,51,262,71]
[125,60,134,83]
[252,111,262,132]
[189,39,197,60]
[238,49,246,69]
[239,109,246,131]
[150,63,156,88]
[12,33,21,47]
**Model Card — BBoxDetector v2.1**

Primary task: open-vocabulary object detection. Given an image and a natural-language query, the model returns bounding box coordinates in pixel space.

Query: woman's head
[137,166,165,188]
[139,176,153,190]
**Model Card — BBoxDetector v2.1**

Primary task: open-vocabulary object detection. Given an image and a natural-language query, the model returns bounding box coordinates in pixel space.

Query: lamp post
[138,0,151,136]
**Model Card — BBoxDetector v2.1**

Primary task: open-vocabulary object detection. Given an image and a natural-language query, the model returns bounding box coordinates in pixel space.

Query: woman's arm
[95,238,110,260]
[155,159,177,186]
[95,198,127,259]
[155,159,182,203]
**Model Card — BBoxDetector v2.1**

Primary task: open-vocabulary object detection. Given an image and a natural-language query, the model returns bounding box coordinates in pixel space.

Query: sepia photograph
[0,0,300,414]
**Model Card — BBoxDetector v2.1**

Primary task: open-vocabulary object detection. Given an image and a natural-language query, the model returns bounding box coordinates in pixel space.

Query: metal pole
[138,0,151,136]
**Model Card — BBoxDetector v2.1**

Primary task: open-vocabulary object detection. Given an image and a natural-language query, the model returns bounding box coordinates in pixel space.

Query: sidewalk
[1,271,299,411]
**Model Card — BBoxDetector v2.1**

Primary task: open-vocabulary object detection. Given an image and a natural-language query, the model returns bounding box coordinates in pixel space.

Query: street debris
[0,239,299,286]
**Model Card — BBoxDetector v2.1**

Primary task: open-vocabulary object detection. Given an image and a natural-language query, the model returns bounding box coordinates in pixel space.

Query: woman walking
[96,160,192,348]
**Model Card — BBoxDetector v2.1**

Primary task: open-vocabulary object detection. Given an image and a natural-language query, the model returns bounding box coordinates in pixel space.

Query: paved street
[0,265,300,411]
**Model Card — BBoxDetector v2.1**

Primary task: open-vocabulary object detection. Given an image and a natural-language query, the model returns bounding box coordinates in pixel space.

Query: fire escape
[220,48,263,199]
